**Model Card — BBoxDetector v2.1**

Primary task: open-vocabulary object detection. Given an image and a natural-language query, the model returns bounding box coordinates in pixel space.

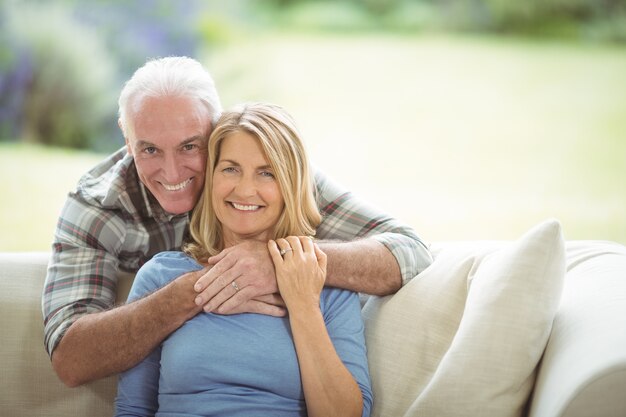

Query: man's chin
[159,199,195,216]
[150,184,202,215]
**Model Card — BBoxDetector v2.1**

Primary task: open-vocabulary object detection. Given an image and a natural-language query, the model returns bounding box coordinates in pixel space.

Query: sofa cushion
[362,219,566,417]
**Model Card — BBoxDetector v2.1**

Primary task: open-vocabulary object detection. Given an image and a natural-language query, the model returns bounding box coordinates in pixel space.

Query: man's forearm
[51,272,201,387]
[319,239,402,296]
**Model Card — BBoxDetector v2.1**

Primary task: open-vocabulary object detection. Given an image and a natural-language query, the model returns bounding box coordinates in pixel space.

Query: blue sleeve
[322,289,373,417]
[114,253,199,416]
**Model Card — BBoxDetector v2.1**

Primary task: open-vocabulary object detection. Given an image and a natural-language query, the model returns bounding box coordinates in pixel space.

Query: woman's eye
[222,167,237,173]
[260,170,275,179]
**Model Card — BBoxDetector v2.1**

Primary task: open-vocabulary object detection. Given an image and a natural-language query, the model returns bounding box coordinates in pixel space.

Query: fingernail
[194,284,201,291]
[195,296,202,306]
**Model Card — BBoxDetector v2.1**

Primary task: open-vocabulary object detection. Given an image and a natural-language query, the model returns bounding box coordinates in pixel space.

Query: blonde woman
[115,103,372,417]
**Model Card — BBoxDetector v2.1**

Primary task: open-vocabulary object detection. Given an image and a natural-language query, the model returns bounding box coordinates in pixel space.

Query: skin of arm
[319,238,401,294]
[268,236,363,417]
[51,269,202,387]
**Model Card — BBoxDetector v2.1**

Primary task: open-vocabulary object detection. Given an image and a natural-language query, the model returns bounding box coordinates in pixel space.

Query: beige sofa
[1,222,625,416]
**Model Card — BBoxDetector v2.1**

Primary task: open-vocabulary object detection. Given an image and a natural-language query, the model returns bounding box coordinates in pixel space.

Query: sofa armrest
[529,241,626,417]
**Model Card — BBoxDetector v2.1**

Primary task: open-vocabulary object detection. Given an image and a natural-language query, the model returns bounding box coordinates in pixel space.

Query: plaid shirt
[42,147,432,356]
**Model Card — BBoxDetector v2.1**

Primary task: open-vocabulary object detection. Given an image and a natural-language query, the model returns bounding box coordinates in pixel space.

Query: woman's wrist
[286,301,322,323]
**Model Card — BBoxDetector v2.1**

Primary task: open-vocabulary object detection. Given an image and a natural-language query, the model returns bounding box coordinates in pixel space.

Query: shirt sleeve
[314,169,433,285]
[42,192,127,356]
[114,259,165,417]
[322,288,373,417]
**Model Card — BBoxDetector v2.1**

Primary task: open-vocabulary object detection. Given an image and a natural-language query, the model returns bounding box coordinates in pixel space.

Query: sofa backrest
[0,252,132,417]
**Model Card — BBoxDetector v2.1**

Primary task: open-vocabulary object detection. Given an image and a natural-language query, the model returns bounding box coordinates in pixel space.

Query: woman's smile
[229,202,264,211]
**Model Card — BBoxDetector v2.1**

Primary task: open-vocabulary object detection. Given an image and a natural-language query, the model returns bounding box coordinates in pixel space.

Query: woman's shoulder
[150,251,203,269]
[130,251,203,299]
[144,251,203,279]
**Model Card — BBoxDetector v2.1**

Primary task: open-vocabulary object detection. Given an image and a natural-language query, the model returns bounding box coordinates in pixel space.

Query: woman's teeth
[231,202,260,211]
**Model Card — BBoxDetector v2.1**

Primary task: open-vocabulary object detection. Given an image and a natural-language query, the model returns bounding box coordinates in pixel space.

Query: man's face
[125,95,211,215]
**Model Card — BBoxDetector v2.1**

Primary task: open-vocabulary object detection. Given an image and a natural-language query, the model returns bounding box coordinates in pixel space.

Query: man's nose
[162,153,182,182]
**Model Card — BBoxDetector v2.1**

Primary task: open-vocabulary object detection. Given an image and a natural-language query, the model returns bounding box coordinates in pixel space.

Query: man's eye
[183,144,197,151]
[144,147,157,154]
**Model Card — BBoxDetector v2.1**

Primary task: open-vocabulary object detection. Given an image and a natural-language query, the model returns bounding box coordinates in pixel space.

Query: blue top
[115,251,372,417]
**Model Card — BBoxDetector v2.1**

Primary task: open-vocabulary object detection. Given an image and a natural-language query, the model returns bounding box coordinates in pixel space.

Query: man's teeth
[231,202,260,211]
[163,179,191,191]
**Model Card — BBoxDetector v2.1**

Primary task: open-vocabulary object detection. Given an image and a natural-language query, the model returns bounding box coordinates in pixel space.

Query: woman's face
[212,131,285,246]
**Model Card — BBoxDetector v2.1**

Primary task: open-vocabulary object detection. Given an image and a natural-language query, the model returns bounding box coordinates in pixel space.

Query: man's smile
[161,178,192,191]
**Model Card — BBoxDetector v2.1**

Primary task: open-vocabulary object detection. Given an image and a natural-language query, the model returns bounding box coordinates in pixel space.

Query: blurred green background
[1,0,625,251]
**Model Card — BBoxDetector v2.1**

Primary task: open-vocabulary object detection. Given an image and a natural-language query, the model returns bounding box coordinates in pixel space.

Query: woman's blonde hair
[184,102,321,262]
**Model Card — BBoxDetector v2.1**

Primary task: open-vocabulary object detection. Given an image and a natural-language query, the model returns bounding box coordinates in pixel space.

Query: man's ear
[119,119,133,155]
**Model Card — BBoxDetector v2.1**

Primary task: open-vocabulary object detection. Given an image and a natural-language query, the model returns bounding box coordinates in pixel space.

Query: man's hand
[219,293,286,316]
[192,240,283,316]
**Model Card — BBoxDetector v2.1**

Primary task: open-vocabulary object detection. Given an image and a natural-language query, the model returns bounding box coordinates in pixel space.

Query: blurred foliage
[0,0,202,151]
[254,0,626,41]
[0,2,117,149]
[270,2,375,31]
[67,0,200,81]
[1,0,625,151]
[196,1,258,45]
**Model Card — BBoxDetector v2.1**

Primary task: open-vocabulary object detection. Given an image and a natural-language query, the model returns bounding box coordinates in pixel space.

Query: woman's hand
[268,236,327,312]
[269,236,363,417]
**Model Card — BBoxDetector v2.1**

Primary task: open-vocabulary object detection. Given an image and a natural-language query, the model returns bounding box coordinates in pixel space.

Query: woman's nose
[234,175,256,197]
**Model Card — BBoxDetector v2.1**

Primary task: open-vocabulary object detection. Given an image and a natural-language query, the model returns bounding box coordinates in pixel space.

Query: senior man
[43,56,432,387]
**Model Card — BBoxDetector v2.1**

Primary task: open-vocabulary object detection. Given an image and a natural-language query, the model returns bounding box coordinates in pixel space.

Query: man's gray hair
[118,56,222,136]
